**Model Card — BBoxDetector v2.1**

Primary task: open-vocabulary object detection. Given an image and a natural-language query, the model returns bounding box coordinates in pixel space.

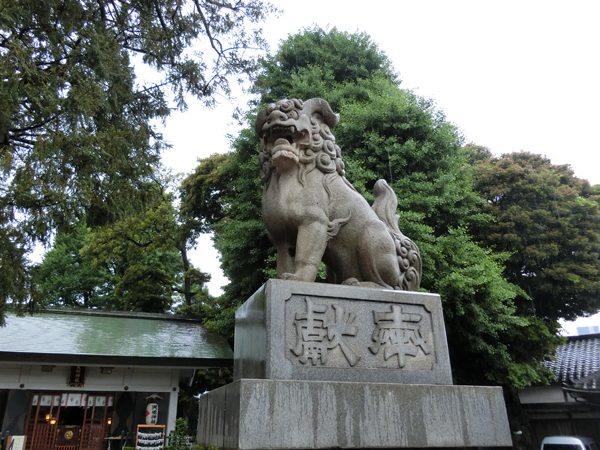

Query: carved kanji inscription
[290,297,359,366]
[369,305,431,368]
[286,295,436,371]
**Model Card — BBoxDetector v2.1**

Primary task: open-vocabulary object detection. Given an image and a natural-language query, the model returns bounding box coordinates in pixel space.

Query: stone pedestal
[233,280,452,385]
[198,280,512,449]
[198,379,511,449]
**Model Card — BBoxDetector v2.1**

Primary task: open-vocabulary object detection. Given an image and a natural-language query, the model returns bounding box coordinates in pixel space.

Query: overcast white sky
[158,1,600,334]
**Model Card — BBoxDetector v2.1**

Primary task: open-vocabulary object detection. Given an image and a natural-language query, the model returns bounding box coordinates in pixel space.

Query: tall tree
[184,27,561,388]
[471,149,600,321]
[0,0,275,323]
[36,225,118,309]
[36,173,211,313]
[181,147,268,334]
[82,174,211,313]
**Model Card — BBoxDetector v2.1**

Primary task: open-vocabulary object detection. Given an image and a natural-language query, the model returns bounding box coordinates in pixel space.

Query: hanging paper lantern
[145,403,158,425]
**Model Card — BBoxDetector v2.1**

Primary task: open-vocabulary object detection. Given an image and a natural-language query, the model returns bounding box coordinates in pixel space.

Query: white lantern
[145,403,158,425]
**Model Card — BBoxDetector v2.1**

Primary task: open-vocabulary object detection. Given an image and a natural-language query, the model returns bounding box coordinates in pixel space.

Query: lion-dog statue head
[256,98,421,291]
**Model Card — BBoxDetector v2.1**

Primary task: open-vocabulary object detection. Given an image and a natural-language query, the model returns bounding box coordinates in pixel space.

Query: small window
[543,445,583,450]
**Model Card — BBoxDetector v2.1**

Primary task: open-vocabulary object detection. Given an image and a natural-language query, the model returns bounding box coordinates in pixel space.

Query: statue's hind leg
[344,219,400,289]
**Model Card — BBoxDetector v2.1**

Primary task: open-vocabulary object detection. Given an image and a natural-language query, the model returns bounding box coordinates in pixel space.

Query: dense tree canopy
[181,143,268,334]
[37,173,211,313]
[184,27,562,388]
[253,27,398,104]
[471,149,600,321]
[36,224,117,309]
[0,0,274,323]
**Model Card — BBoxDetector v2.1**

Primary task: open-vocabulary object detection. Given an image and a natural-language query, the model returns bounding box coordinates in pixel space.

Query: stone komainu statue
[256,98,421,291]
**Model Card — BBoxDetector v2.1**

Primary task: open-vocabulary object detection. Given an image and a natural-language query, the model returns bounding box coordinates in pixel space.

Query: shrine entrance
[25,393,114,450]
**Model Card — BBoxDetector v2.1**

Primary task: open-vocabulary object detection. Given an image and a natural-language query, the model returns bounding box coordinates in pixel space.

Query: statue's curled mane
[258,99,351,195]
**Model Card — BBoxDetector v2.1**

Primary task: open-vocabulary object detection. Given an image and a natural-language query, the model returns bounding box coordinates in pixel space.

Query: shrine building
[0,309,232,450]
[518,333,600,447]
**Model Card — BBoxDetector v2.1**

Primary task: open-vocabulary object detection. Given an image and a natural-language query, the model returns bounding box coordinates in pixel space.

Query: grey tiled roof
[0,309,233,364]
[545,334,600,390]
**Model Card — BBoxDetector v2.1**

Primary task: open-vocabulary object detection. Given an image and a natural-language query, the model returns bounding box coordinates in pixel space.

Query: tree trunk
[181,245,192,306]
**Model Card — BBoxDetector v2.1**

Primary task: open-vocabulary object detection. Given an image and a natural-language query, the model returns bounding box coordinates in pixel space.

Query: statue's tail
[372,179,422,291]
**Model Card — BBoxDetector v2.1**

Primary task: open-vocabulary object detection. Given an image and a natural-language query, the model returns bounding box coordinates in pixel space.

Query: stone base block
[234,280,452,385]
[197,379,512,449]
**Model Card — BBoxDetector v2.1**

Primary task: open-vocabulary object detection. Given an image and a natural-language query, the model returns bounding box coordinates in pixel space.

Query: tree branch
[9,114,60,134]
[204,0,242,12]
[125,236,153,248]
[193,0,224,56]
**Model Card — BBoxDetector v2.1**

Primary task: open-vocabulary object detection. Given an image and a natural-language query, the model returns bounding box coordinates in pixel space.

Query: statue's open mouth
[263,125,309,157]
[267,125,296,145]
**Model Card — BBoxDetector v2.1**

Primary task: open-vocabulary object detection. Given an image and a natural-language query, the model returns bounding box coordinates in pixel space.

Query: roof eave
[0,351,233,369]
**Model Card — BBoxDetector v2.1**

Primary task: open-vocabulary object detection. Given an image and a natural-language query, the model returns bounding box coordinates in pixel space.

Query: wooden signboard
[135,425,165,450]
[67,366,86,387]
[6,436,26,450]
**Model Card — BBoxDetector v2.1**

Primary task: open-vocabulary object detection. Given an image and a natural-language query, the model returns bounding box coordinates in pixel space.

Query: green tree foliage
[37,172,211,313]
[253,27,398,104]
[0,0,274,323]
[181,144,269,334]
[165,418,192,450]
[83,176,211,313]
[185,27,561,388]
[36,225,117,308]
[176,367,232,429]
[180,153,231,233]
[471,149,600,321]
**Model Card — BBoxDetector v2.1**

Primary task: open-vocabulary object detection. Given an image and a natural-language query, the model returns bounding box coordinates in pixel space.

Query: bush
[165,418,192,450]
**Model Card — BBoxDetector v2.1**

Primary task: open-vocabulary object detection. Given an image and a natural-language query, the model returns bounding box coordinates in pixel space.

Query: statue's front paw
[281,273,300,281]
[342,277,361,286]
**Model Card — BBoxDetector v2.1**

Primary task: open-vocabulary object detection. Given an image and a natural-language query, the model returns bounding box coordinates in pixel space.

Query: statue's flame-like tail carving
[372,180,422,291]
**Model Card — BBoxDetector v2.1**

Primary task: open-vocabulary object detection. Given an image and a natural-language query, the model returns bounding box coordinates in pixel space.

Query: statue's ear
[255,108,269,135]
[302,98,340,127]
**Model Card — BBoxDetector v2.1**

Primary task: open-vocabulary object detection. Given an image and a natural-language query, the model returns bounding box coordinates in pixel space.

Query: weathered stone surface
[257,98,421,291]
[234,280,452,385]
[197,382,227,448]
[197,379,513,449]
